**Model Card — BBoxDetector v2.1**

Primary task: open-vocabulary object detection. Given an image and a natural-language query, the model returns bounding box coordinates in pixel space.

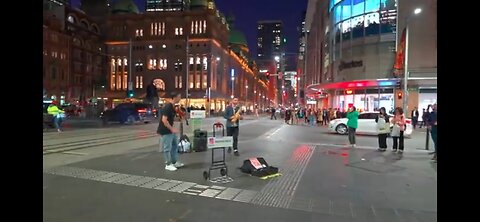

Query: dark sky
[71,0,308,59]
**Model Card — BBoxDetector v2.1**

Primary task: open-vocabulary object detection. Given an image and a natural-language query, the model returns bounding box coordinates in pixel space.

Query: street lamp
[403,7,422,113]
[274,56,280,62]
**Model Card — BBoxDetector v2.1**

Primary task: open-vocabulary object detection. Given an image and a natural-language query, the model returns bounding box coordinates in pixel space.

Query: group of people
[345,104,437,162]
[273,107,348,126]
[157,92,243,171]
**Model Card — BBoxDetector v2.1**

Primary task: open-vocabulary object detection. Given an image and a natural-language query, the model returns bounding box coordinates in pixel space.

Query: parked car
[100,103,157,125]
[328,112,413,137]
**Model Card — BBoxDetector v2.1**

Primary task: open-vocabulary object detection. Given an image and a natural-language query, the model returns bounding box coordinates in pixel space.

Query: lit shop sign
[338,60,363,71]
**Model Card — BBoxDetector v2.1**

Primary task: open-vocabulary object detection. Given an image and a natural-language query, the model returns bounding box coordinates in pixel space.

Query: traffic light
[397,91,403,99]
[265,72,270,78]
[127,90,134,98]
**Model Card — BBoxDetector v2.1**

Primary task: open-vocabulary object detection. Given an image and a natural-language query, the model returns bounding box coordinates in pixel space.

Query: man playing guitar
[224,98,242,156]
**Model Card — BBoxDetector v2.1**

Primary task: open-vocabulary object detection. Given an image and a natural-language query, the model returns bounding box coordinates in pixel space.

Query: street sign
[207,136,234,149]
[190,110,206,119]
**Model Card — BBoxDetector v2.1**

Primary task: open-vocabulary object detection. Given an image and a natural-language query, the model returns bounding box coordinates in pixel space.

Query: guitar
[175,105,189,125]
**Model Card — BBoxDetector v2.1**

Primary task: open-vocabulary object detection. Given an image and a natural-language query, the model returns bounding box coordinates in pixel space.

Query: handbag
[391,124,401,137]
[377,116,386,130]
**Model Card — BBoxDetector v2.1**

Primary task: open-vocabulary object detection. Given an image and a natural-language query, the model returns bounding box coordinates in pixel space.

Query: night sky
[71,0,308,61]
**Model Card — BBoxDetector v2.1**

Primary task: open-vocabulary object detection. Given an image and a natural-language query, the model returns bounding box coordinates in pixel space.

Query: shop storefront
[332,88,394,112]
[307,79,399,112]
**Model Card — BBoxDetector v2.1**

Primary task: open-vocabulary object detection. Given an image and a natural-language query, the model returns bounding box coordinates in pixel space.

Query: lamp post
[403,7,422,113]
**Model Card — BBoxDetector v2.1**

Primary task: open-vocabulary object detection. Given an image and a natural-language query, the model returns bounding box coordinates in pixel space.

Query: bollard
[425,127,430,150]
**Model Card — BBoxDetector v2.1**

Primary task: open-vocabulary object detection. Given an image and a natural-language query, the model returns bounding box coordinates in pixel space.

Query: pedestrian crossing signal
[397,92,403,99]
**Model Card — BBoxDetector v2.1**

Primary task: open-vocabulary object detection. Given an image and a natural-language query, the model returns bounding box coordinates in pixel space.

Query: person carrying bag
[376,107,390,151]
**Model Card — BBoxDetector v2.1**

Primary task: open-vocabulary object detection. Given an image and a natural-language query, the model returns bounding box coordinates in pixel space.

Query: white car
[328,112,413,137]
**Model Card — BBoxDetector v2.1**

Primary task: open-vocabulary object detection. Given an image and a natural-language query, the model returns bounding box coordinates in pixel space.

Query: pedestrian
[47,101,65,132]
[391,107,406,154]
[157,92,184,171]
[270,107,277,120]
[376,107,390,151]
[428,103,437,162]
[224,98,242,156]
[146,80,159,116]
[411,107,419,129]
[346,106,359,147]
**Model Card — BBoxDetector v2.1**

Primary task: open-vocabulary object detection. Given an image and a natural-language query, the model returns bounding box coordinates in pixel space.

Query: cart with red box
[202,122,232,180]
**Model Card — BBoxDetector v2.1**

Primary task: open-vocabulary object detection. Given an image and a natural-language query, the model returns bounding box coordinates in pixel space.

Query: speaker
[193,129,207,152]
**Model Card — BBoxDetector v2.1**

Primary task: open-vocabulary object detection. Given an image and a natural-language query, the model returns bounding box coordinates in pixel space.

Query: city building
[303,0,436,116]
[146,0,189,12]
[104,0,268,111]
[256,20,284,106]
[297,10,307,106]
[43,2,107,105]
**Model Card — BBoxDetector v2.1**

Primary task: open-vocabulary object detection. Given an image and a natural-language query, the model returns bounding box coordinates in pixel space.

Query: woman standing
[375,107,390,151]
[391,107,406,153]
[346,106,359,147]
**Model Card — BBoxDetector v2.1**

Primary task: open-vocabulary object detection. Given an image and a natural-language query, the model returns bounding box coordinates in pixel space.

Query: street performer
[223,97,242,156]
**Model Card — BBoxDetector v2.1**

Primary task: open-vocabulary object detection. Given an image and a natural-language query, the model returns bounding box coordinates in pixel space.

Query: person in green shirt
[346,106,359,147]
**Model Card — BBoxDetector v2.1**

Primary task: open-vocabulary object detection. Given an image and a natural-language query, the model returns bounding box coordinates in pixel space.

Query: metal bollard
[425,127,430,150]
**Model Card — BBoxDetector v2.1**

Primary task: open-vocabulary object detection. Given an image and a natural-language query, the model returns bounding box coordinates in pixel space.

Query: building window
[175,76,179,89]
[151,22,165,36]
[174,60,183,71]
[189,56,194,71]
[203,20,206,33]
[159,59,167,70]
[258,24,263,30]
[195,73,201,89]
[196,56,201,71]
[148,59,157,70]
[179,76,182,89]
[153,79,165,90]
[136,29,144,37]
[202,74,207,89]
[202,56,208,71]
[189,74,194,89]
[175,27,183,35]
[135,76,144,89]
[135,62,144,72]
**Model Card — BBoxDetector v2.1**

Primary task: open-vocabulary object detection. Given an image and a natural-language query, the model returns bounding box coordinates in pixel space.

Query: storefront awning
[306,79,400,94]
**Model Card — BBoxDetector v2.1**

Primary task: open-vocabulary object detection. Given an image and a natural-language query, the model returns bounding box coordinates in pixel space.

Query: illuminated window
[136,29,144,37]
[191,21,194,34]
[195,74,201,89]
[203,20,206,33]
[179,76,182,88]
[153,79,165,90]
[123,58,128,66]
[136,76,139,88]
[189,74,194,88]
[175,76,178,88]
[195,21,198,34]
[159,59,167,70]
[148,59,158,70]
[123,75,127,90]
[202,74,207,89]
[203,56,208,71]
